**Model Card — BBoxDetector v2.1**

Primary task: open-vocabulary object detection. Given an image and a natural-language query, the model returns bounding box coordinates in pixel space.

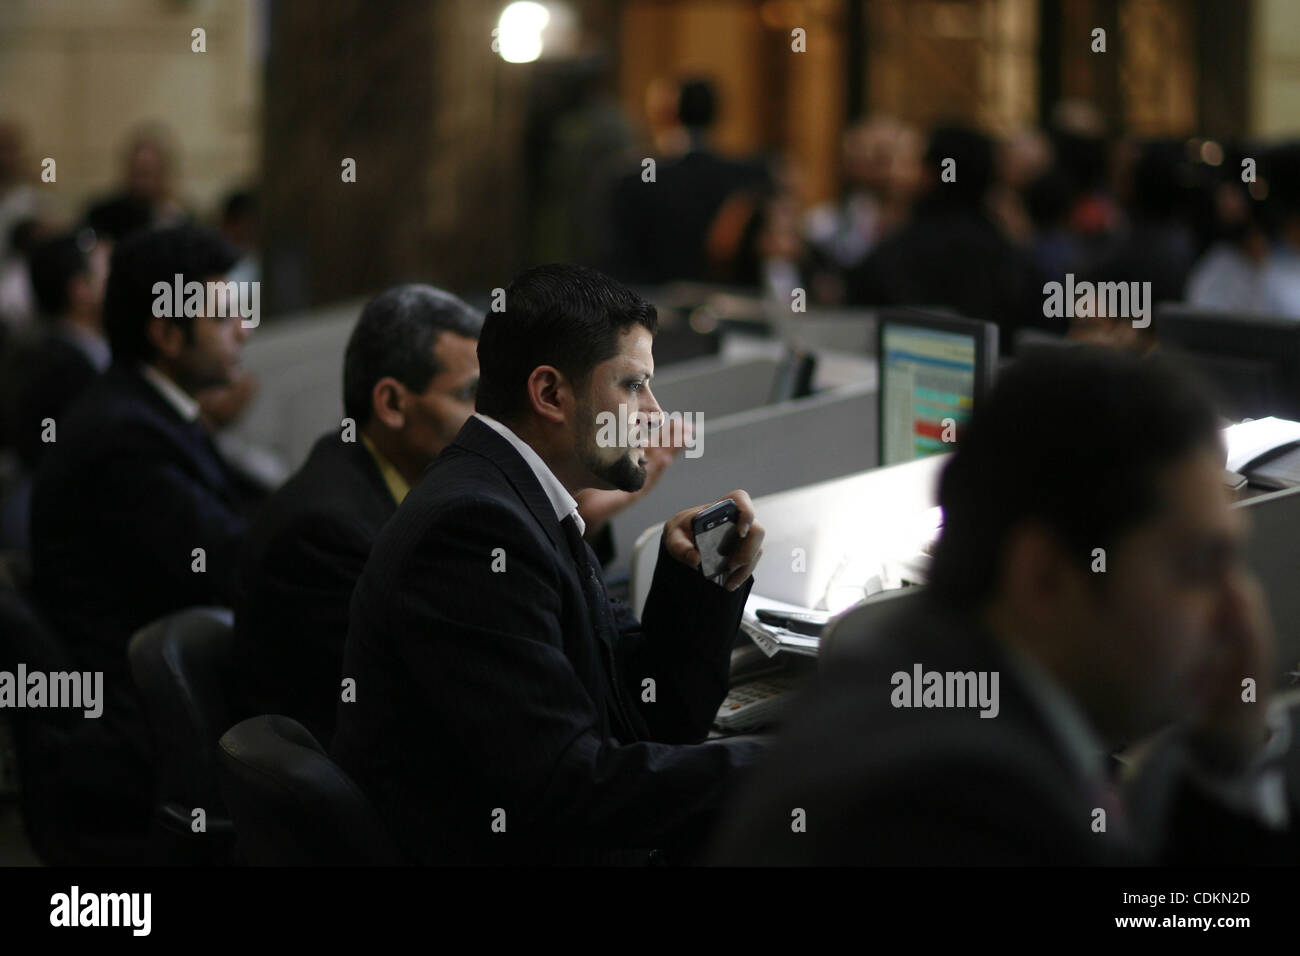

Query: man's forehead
[1153,450,1242,535]
[604,327,654,373]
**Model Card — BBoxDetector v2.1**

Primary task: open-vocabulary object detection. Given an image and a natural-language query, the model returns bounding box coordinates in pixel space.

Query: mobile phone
[691,498,740,585]
[755,609,830,637]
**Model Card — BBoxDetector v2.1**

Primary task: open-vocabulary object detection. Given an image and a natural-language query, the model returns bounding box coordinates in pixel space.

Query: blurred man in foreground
[714,347,1300,864]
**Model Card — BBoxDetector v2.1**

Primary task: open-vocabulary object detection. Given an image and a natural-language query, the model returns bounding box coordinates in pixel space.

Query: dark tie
[559,514,643,741]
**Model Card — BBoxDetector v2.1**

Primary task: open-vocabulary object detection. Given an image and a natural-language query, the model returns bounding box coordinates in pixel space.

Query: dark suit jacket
[12,329,101,471]
[233,431,397,746]
[29,362,249,827]
[331,415,763,864]
[608,148,772,284]
[846,201,1046,354]
[710,593,1300,865]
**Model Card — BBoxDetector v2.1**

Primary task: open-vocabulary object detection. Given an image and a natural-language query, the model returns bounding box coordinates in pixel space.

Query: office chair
[127,606,240,865]
[818,586,927,668]
[0,575,151,863]
[217,715,402,865]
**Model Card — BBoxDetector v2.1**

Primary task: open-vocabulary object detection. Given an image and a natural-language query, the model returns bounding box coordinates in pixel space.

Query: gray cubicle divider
[649,355,781,422]
[768,308,877,354]
[609,382,878,576]
[228,300,365,471]
[1237,484,1300,683]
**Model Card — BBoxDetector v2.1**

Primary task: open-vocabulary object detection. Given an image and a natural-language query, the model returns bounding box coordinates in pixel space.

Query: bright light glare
[498,2,550,63]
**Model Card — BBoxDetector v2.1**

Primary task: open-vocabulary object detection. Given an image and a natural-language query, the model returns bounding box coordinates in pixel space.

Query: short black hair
[104,224,240,364]
[475,263,658,423]
[222,188,258,223]
[677,78,717,130]
[29,231,92,318]
[343,284,483,426]
[924,124,994,205]
[928,347,1222,609]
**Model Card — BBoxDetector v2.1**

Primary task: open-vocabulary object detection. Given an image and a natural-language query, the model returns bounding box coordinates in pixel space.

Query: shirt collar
[359,432,411,505]
[473,412,584,535]
[139,363,201,423]
[59,322,111,371]
[998,640,1110,786]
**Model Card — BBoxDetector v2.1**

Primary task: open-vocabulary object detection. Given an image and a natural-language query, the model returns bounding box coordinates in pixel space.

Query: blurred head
[124,130,172,202]
[476,263,660,493]
[928,348,1237,744]
[677,77,718,134]
[220,188,259,251]
[921,124,994,208]
[842,116,905,193]
[104,224,246,393]
[343,284,483,483]
[29,229,106,324]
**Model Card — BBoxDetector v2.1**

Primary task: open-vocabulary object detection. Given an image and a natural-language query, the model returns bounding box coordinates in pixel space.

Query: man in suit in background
[30,224,252,838]
[233,284,482,747]
[713,347,1300,865]
[0,229,109,548]
[332,263,766,864]
[11,230,111,467]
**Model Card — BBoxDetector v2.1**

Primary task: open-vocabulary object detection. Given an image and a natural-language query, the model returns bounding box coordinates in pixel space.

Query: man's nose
[641,384,663,417]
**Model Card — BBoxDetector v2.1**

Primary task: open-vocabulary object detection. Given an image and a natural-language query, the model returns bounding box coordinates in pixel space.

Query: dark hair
[29,231,91,318]
[222,188,258,223]
[475,264,658,423]
[923,124,994,206]
[103,224,240,364]
[928,347,1222,609]
[677,78,717,130]
[343,284,483,426]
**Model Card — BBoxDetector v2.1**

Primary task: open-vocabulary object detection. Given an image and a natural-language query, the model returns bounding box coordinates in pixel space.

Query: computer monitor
[1156,305,1300,421]
[877,309,999,466]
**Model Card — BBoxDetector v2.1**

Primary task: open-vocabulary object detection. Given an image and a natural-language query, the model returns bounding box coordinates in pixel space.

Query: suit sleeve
[381,497,761,851]
[100,448,246,605]
[613,537,752,743]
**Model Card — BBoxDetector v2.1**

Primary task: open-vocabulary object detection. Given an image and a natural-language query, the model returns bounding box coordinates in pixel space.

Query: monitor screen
[878,313,996,465]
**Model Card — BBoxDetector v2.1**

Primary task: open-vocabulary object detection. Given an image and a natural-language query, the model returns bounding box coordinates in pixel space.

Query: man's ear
[145,315,184,360]
[525,365,569,425]
[1000,522,1087,626]
[370,377,406,430]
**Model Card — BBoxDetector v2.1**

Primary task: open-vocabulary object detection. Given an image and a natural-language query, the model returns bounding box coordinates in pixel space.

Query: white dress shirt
[473,412,584,535]
[139,363,200,423]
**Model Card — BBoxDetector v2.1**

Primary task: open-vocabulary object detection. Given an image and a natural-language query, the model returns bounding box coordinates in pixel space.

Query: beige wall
[1252,0,1300,136]
[0,0,260,225]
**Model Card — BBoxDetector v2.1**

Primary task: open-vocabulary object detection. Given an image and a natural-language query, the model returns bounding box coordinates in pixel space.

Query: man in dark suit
[332,264,766,864]
[846,125,1045,354]
[713,348,1300,865]
[233,285,482,746]
[29,224,252,837]
[0,230,109,548]
[608,78,771,284]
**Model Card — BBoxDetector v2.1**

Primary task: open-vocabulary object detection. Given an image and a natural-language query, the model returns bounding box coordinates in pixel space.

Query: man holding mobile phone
[332,264,765,864]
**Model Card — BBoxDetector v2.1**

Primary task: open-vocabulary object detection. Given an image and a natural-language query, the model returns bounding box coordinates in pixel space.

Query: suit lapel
[116,365,239,503]
[450,416,568,555]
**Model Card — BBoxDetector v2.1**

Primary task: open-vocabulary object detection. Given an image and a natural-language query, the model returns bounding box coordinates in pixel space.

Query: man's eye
[628,381,642,392]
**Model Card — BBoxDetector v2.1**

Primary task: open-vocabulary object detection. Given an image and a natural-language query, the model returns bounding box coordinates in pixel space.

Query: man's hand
[197,372,258,432]
[663,489,764,591]
[575,417,689,534]
[1186,570,1276,775]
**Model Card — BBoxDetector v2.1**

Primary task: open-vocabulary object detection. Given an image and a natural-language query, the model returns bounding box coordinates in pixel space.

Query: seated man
[712,347,1300,865]
[30,224,253,836]
[233,284,482,746]
[1,229,109,549]
[332,264,765,864]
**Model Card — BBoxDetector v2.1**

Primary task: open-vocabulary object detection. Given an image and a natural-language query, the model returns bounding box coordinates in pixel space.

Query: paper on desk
[1224,417,1300,473]
[741,592,826,658]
